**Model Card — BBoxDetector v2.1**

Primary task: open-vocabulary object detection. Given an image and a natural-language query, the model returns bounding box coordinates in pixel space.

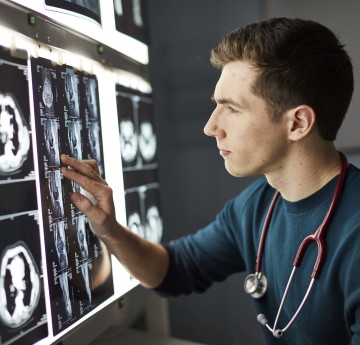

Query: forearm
[101,222,169,288]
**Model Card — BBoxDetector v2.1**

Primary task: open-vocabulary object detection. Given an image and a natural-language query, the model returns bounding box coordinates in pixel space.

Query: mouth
[219,149,231,157]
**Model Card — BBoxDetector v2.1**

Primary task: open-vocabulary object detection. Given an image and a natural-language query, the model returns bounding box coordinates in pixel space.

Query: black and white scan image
[0,47,34,181]
[41,67,56,118]
[31,57,113,335]
[67,120,82,161]
[0,93,30,176]
[118,95,138,167]
[64,69,80,119]
[0,213,47,345]
[73,215,92,307]
[82,75,104,177]
[125,185,162,243]
[52,221,73,321]
[138,100,157,164]
[45,0,101,25]
[48,169,65,220]
[143,187,163,243]
[116,85,157,170]
[113,0,148,43]
[125,190,144,238]
[116,84,162,243]
[43,118,61,168]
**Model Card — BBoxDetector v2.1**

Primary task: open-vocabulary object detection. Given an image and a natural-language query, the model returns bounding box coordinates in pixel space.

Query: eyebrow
[210,95,246,108]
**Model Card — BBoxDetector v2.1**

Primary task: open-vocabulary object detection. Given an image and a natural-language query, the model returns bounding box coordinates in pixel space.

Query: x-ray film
[45,0,101,25]
[0,213,47,345]
[31,57,113,335]
[0,47,34,182]
[113,0,148,43]
[116,84,162,243]
[0,47,48,345]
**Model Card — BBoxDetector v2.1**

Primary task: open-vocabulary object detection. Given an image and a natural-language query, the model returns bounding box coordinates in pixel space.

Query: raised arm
[60,154,169,289]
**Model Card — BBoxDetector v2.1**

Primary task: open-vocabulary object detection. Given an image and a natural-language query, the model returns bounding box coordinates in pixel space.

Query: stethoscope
[243,152,348,338]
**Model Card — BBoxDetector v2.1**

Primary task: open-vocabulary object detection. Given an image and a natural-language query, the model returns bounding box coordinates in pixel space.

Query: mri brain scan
[144,205,163,243]
[0,93,30,175]
[42,71,54,110]
[139,121,156,162]
[64,72,80,118]
[119,119,138,163]
[127,212,144,237]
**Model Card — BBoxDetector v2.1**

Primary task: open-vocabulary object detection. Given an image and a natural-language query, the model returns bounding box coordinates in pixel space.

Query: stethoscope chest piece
[244,272,268,299]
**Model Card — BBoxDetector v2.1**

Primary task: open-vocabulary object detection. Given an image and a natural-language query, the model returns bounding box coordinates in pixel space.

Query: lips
[219,149,231,157]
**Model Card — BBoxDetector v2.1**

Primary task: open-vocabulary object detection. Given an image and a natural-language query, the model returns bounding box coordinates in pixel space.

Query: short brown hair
[210,17,354,141]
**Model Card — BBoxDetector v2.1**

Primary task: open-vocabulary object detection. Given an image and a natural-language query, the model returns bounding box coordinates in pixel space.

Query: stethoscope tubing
[248,152,348,338]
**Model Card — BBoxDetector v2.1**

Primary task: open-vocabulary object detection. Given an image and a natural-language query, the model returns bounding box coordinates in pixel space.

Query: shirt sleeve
[153,199,246,297]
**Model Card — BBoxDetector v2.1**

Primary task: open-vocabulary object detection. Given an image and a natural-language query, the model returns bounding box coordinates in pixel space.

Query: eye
[227,106,237,113]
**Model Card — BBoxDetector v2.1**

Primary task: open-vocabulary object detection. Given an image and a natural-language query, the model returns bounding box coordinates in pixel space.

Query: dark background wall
[146,1,266,344]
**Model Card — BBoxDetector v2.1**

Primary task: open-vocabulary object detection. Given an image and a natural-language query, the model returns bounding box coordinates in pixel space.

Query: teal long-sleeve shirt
[154,164,360,344]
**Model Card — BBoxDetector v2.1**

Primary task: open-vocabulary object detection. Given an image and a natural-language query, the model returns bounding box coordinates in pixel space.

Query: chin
[224,162,257,178]
[224,165,246,178]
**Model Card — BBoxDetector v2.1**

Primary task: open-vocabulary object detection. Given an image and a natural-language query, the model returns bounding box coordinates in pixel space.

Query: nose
[203,111,225,138]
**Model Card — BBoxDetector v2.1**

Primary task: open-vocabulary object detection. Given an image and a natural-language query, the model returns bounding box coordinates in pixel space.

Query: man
[61,17,360,344]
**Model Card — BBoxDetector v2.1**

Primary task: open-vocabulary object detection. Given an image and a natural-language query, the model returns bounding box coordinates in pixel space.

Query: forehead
[214,60,257,100]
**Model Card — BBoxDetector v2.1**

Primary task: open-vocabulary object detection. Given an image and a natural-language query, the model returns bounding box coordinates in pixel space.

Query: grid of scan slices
[31,56,114,336]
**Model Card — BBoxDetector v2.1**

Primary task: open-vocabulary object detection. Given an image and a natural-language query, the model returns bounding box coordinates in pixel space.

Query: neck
[266,144,342,202]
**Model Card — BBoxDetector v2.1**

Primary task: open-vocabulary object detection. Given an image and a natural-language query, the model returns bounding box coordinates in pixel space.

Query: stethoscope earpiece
[257,314,284,338]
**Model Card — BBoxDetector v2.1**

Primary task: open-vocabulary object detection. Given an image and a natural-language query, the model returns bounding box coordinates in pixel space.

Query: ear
[286,105,316,141]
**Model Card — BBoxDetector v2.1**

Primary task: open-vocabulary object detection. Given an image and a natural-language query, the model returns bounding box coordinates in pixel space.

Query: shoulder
[341,164,360,208]
[345,164,360,185]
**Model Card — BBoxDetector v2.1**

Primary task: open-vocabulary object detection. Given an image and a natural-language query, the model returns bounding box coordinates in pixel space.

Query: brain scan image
[54,222,68,271]
[119,119,138,164]
[0,242,41,328]
[48,170,64,220]
[44,118,60,167]
[132,0,143,27]
[64,72,80,118]
[113,0,123,16]
[41,69,54,112]
[67,121,82,160]
[139,121,157,163]
[85,78,98,120]
[53,221,72,319]
[144,205,163,243]
[67,121,82,192]
[0,93,30,175]
[127,212,144,238]
[76,216,92,304]
[88,121,101,163]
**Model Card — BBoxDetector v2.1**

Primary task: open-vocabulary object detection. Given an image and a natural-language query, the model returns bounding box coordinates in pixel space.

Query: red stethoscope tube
[244,152,348,337]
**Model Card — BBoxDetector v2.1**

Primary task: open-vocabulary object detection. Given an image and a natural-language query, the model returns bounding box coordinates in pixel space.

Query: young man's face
[204,60,289,178]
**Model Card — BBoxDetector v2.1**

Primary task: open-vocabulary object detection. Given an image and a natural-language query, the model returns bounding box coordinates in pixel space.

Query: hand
[60,154,117,239]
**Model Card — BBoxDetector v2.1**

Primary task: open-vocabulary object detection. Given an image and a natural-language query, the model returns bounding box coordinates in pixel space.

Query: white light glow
[9,0,149,64]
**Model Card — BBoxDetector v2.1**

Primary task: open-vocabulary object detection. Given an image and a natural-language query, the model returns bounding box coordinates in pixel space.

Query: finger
[61,166,106,199]
[70,191,102,220]
[81,159,101,174]
[61,154,102,182]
